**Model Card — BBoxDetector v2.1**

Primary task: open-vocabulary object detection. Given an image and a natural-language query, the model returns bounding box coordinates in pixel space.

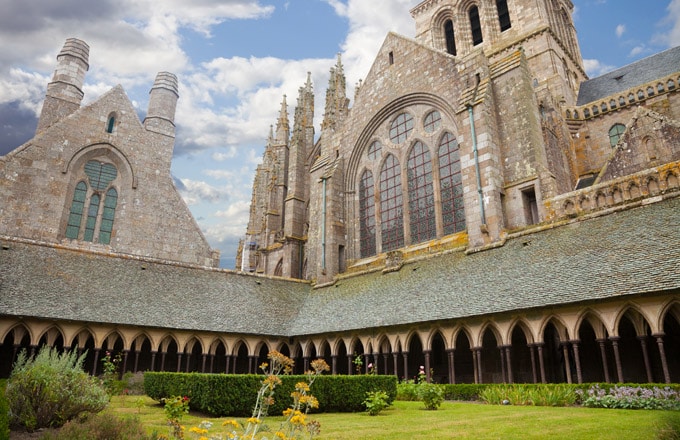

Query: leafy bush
[364,390,391,416]
[417,382,444,410]
[579,384,680,410]
[0,380,9,440]
[6,347,109,431]
[396,380,419,401]
[480,384,577,407]
[441,383,488,401]
[39,413,150,440]
[145,372,397,416]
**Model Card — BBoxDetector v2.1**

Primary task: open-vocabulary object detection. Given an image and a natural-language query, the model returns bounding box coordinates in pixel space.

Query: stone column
[382,353,389,375]
[176,353,183,373]
[446,349,455,384]
[209,354,215,374]
[424,350,432,382]
[185,353,191,373]
[133,350,140,373]
[504,346,513,384]
[160,351,167,372]
[201,354,207,373]
[472,349,478,384]
[122,350,129,377]
[637,336,653,383]
[402,352,409,381]
[499,346,507,383]
[571,340,583,384]
[92,348,100,376]
[225,355,231,374]
[150,351,157,372]
[561,342,572,384]
[609,337,623,383]
[536,343,546,383]
[529,344,537,383]
[392,352,400,378]
[653,334,671,384]
[475,348,483,384]
[331,355,338,375]
[596,338,610,383]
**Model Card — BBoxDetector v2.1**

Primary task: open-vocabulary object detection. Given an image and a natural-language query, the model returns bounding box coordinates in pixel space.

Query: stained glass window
[99,187,118,244]
[439,132,466,234]
[389,113,414,144]
[407,142,436,243]
[379,154,404,251]
[83,194,100,242]
[65,181,87,239]
[609,123,626,147]
[367,141,382,160]
[359,170,376,257]
[423,111,442,133]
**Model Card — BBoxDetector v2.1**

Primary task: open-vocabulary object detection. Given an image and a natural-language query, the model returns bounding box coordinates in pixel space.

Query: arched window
[496,0,511,31]
[407,142,436,243]
[444,19,457,55]
[469,6,483,45]
[65,181,87,239]
[99,188,118,244]
[423,110,442,133]
[439,132,466,234]
[106,116,115,134]
[609,123,626,147]
[389,113,414,144]
[64,160,119,243]
[359,170,377,258]
[367,141,382,160]
[379,154,404,251]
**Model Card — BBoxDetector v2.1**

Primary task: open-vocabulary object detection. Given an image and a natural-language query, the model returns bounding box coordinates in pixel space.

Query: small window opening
[444,20,457,55]
[388,51,394,65]
[496,0,511,31]
[338,245,346,273]
[106,116,115,134]
[609,123,626,147]
[522,187,539,225]
[469,6,483,45]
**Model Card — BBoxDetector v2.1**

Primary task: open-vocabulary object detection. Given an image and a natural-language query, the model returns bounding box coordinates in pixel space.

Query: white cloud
[615,24,626,38]
[662,0,680,47]
[177,178,230,205]
[583,59,616,78]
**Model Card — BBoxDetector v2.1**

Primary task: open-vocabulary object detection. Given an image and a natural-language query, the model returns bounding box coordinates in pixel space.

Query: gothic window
[359,170,377,258]
[106,115,115,133]
[64,160,119,243]
[439,132,466,234]
[367,140,382,160]
[379,154,404,251]
[389,113,414,144]
[444,19,457,55]
[423,110,442,133]
[609,123,626,147]
[407,142,436,243]
[496,0,511,31]
[65,181,87,239]
[469,6,483,46]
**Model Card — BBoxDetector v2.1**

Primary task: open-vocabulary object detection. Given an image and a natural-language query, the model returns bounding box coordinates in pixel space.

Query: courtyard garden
[2,348,679,439]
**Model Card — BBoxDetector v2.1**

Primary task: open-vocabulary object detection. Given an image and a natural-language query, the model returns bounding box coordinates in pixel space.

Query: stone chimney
[143,71,179,138]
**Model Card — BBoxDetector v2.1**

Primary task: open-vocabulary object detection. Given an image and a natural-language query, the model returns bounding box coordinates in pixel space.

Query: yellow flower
[274,431,287,439]
[189,426,208,435]
[222,420,239,429]
[247,417,261,424]
[282,408,293,417]
[295,382,310,392]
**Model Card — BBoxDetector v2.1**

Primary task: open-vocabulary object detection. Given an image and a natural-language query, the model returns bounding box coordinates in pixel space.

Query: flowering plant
[164,395,190,439]
[578,384,680,410]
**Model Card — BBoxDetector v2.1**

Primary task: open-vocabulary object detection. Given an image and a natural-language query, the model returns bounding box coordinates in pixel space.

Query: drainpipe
[321,177,327,271]
[467,73,487,227]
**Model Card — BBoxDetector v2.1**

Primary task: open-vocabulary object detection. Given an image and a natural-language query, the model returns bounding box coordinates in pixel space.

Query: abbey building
[2,0,679,385]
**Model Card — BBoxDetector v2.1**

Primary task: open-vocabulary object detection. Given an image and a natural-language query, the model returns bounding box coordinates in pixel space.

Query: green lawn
[107,395,680,440]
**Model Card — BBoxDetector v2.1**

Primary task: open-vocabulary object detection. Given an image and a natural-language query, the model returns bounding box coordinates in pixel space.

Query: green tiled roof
[1,196,679,337]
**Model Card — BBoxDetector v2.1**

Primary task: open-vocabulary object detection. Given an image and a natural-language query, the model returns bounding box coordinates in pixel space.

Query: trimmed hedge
[144,372,397,417]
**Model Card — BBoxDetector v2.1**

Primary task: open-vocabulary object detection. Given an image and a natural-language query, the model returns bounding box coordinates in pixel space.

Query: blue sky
[1,0,678,268]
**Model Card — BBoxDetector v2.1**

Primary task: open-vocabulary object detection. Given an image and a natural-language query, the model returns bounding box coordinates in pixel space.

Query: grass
[106,395,680,440]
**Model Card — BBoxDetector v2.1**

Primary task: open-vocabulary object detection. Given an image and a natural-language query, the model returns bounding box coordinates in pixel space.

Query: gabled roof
[1,196,679,337]
[577,46,680,105]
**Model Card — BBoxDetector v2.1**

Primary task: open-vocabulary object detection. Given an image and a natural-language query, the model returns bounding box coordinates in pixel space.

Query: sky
[1,0,679,268]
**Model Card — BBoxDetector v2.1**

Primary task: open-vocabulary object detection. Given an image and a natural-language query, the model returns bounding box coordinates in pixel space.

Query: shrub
[396,380,419,401]
[417,382,444,410]
[480,384,578,407]
[39,413,150,440]
[6,347,109,431]
[441,383,488,401]
[364,390,391,416]
[0,380,9,440]
[145,371,397,416]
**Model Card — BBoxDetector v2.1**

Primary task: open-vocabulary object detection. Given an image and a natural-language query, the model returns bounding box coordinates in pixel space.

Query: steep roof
[577,46,680,105]
[1,196,679,337]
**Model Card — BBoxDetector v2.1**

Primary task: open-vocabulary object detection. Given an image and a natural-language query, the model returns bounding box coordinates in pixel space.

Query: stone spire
[37,38,90,133]
[322,54,350,130]
[275,95,290,145]
[144,71,179,138]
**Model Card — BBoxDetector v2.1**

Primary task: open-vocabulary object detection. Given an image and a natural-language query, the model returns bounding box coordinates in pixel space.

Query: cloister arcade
[1,295,678,384]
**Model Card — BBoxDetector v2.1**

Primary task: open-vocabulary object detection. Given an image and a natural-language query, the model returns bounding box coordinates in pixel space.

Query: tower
[37,38,89,133]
